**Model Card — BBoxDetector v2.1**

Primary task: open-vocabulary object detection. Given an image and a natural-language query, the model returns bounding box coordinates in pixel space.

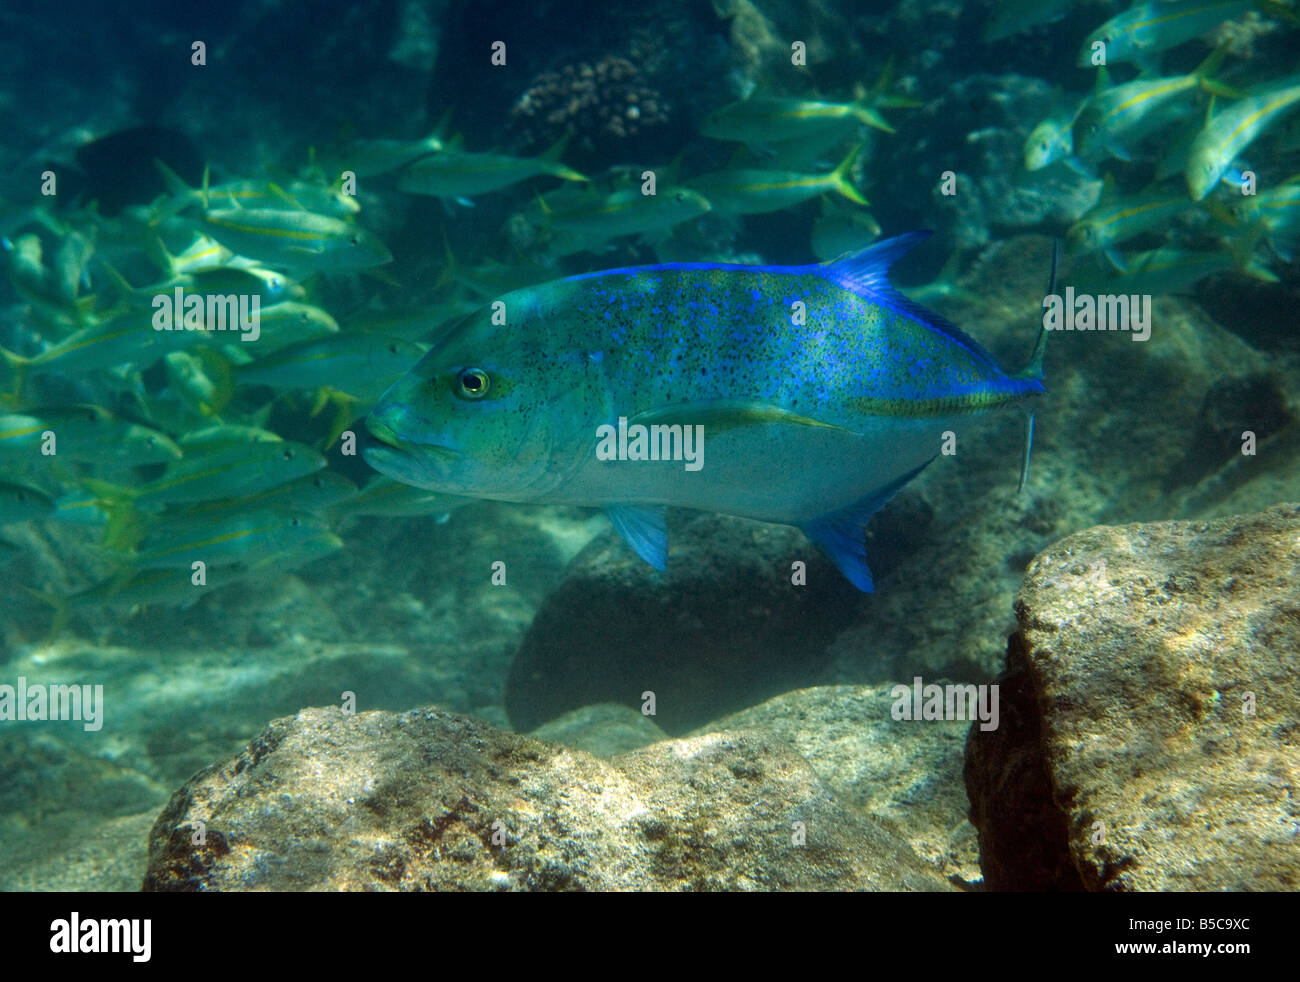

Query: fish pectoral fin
[800,456,935,593]
[607,504,668,571]
[627,400,854,435]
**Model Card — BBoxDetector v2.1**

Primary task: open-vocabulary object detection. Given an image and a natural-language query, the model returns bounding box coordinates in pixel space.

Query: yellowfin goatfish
[686,145,868,215]
[527,186,713,256]
[1223,174,1300,259]
[158,163,391,275]
[235,334,427,402]
[396,137,588,200]
[90,437,326,509]
[1077,1,1255,69]
[0,405,180,465]
[701,93,899,143]
[328,475,473,519]
[0,303,208,383]
[1186,75,1300,200]
[1067,180,1199,268]
[1074,48,1238,163]
[342,131,445,178]
[128,509,332,569]
[1023,105,1082,171]
[2,233,95,324]
[365,231,1048,592]
[1071,244,1277,295]
[180,470,357,520]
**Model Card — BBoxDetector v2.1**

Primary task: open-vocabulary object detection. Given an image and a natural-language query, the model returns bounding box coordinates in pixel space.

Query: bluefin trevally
[364,232,1046,591]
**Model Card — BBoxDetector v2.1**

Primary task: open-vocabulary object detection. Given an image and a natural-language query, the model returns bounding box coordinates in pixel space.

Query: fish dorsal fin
[606,504,667,570]
[266,183,306,210]
[818,231,1002,372]
[539,133,572,164]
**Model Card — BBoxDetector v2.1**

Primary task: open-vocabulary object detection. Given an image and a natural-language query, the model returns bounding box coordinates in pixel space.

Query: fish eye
[290,517,301,527]
[456,367,491,400]
[146,436,157,447]
[282,448,294,460]
[349,234,360,246]
[387,343,398,355]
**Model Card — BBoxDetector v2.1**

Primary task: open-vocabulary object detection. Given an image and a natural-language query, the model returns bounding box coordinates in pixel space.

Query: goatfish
[3,233,95,324]
[1077,1,1256,70]
[1186,75,1300,199]
[0,302,208,383]
[340,118,449,178]
[88,437,325,509]
[1070,244,1277,295]
[235,333,427,402]
[0,405,181,465]
[180,470,358,520]
[1024,104,1083,171]
[1074,48,1238,164]
[396,137,588,200]
[158,164,391,275]
[701,94,898,143]
[1067,179,1200,268]
[701,59,917,142]
[365,231,1048,592]
[1220,173,1300,259]
[128,509,332,569]
[50,531,343,615]
[328,475,473,519]
[165,173,358,218]
[525,187,713,257]
[686,145,868,215]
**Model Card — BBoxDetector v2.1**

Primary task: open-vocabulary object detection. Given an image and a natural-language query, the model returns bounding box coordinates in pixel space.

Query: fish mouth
[363,415,459,490]
[365,416,458,459]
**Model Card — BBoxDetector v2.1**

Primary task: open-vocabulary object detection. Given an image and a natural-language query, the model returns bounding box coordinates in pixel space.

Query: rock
[698,685,980,886]
[143,706,952,891]
[504,512,861,734]
[967,504,1300,891]
[530,703,669,757]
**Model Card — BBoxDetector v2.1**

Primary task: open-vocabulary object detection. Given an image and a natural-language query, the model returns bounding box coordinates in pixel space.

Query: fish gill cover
[0,0,1296,902]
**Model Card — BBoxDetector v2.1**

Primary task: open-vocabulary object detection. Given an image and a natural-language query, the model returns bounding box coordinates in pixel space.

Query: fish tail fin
[849,87,896,133]
[1015,238,1059,492]
[1195,42,1247,99]
[830,145,870,206]
[154,159,200,217]
[541,134,588,183]
[429,107,454,145]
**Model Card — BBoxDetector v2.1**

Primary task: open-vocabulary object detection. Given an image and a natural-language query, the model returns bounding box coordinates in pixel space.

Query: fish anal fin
[607,504,667,570]
[800,456,934,593]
